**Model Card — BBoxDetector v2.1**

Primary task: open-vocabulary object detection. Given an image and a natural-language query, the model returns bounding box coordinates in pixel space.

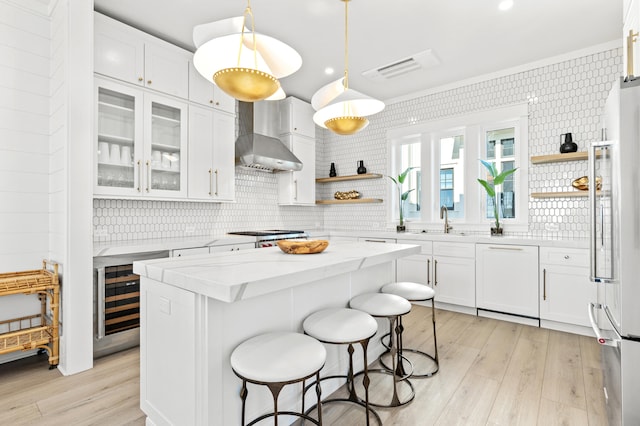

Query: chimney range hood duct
[235,101,303,172]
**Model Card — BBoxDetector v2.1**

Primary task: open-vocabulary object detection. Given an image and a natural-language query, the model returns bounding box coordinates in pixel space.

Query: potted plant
[389,167,418,232]
[477,160,517,236]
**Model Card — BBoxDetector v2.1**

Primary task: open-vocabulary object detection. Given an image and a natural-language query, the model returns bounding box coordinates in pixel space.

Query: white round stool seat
[304,308,378,344]
[231,332,326,383]
[350,293,411,317]
[381,282,435,302]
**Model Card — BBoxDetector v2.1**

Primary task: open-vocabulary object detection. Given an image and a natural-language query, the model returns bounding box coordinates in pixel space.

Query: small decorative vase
[329,162,337,177]
[357,160,367,175]
[559,133,578,153]
[397,225,406,232]
[491,226,504,236]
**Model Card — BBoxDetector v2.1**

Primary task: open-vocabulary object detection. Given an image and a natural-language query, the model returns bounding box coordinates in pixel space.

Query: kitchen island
[133,241,420,426]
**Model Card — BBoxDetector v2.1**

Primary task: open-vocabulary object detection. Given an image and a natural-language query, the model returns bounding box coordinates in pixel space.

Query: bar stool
[349,293,415,407]
[380,281,439,378]
[230,331,327,426]
[303,308,381,425]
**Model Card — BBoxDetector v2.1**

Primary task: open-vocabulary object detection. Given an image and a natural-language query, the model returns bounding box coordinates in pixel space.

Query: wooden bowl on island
[276,239,329,254]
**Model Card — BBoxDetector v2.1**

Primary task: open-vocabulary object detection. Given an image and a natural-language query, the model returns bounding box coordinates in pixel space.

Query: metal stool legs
[380,297,439,378]
[238,370,323,426]
[304,338,381,425]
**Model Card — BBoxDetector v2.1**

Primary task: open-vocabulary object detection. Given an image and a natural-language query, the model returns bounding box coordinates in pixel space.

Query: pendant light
[311,0,384,135]
[192,0,302,102]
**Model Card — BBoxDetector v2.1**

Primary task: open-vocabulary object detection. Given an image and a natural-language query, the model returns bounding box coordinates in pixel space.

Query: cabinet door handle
[97,267,106,339]
[147,80,152,85]
[427,259,431,286]
[364,239,387,243]
[146,160,151,192]
[137,160,142,192]
[434,259,438,286]
[208,169,213,196]
[543,268,547,301]
[294,179,298,201]
[214,169,219,196]
[487,246,523,251]
[138,77,143,82]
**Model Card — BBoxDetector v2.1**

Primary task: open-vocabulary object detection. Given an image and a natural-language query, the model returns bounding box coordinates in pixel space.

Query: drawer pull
[543,268,547,301]
[488,246,523,251]
[564,255,570,259]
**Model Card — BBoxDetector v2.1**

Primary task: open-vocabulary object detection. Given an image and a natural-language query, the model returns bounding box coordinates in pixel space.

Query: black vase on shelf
[357,160,367,175]
[329,162,337,177]
[559,133,578,153]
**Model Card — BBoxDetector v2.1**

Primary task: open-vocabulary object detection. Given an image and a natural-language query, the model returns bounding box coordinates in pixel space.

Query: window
[485,129,516,220]
[440,168,454,210]
[388,104,528,231]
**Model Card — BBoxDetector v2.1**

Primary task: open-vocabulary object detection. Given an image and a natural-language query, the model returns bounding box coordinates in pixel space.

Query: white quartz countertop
[133,241,420,303]
[93,234,257,257]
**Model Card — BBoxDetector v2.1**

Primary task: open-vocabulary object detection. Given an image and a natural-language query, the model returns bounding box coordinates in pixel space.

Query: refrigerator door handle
[589,141,614,282]
[588,302,620,347]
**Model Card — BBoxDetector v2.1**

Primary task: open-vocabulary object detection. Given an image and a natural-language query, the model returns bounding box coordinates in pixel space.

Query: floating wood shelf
[316,198,383,205]
[316,173,383,183]
[530,151,603,164]
[531,191,602,199]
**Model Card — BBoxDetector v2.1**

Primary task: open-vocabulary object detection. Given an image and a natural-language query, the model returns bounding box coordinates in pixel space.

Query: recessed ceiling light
[498,0,513,11]
[324,67,335,75]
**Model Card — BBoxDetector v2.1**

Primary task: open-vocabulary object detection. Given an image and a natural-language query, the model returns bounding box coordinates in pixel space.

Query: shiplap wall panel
[0,0,50,324]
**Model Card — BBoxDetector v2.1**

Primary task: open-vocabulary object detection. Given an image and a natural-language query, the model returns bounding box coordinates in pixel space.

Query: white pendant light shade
[310,0,385,135]
[192,11,302,102]
[312,80,385,134]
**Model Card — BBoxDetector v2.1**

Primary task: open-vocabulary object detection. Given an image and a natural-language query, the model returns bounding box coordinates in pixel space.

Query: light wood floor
[0,306,607,425]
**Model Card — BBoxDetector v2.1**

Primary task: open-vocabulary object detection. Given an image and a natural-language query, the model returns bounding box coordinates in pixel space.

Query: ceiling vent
[362,49,440,81]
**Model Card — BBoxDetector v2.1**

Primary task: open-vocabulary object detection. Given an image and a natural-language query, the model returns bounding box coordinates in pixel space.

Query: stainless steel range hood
[235,101,303,172]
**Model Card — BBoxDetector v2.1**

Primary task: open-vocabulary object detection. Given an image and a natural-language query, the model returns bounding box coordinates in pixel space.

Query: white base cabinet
[539,247,595,328]
[432,242,475,308]
[396,240,433,287]
[476,244,539,318]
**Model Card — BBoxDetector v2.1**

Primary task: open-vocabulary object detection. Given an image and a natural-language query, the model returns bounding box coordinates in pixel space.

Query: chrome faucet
[440,206,453,234]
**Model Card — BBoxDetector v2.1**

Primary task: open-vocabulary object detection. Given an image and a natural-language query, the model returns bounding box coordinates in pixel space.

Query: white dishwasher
[475,244,539,323]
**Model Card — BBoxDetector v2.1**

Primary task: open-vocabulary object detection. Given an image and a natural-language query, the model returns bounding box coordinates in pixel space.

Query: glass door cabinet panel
[94,78,187,198]
[95,80,143,196]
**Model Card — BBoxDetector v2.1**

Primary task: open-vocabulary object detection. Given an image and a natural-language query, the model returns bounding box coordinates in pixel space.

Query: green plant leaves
[401,188,415,201]
[477,178,495,197]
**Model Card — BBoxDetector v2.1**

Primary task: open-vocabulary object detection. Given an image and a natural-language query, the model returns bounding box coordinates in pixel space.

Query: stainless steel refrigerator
[588,78,640,425]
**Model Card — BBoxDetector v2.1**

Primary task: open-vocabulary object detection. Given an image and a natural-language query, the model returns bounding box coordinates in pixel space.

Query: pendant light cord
[343,0,349,90]
[238,0,258,69]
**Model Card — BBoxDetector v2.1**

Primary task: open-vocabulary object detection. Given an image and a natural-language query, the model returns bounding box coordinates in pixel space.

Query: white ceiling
[93,0,622,103]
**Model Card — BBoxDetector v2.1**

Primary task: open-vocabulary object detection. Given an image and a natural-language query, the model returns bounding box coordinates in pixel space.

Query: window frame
[387,104,529,233]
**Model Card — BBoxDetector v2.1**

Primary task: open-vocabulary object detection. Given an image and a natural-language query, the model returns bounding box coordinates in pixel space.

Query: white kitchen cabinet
[277,134,316,206]
[188,62,236,114]
[278,96,316,138]
[188,105,235,201]
[94,78,188,199]
[94,13,189,99]
[539,247,595,328]
[432,242,475,308]
[171,247,209,257]
[476,244,539,319]
[357,237,398,244]
[396,241,433,287]
[209,243,255,253]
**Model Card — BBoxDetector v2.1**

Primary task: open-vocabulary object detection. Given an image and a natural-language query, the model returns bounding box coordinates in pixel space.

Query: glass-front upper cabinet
[94,78,187,198]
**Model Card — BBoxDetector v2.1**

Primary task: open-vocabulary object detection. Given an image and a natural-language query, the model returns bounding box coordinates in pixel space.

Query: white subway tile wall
[320,47,622,240]
[94,47,621,242]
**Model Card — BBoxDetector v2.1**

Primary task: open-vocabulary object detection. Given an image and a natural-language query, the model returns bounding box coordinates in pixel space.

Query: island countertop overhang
[133,241,420,303]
